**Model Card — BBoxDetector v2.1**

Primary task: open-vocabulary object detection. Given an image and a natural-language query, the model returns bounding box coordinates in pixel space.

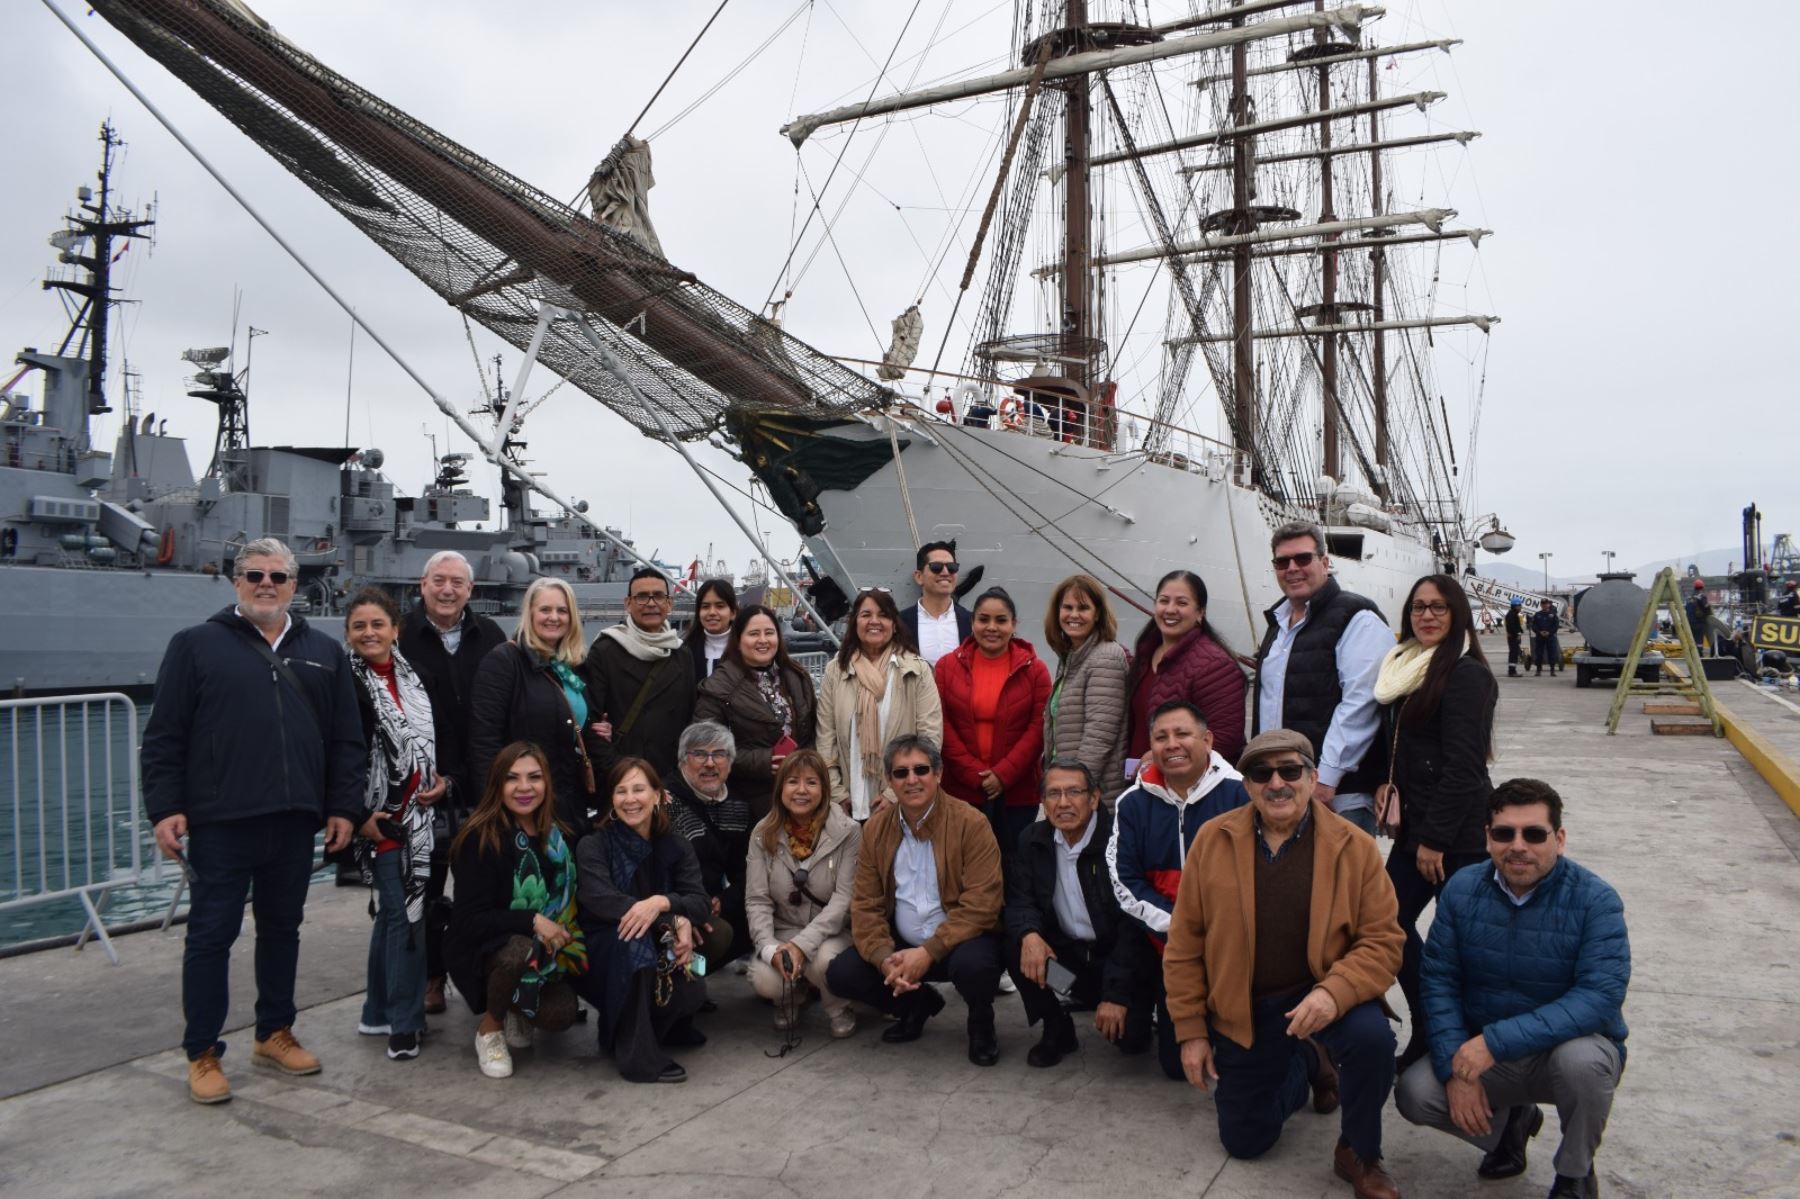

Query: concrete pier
[3,642,1797,1198]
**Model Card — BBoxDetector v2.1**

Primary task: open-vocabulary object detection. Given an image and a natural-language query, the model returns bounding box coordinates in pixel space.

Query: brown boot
[187,1050,231,1104]
[1307,1037,1340,1113]
[252,1027,321,1076]
[1333,1140,1401,1199]
[424,977,447,1015]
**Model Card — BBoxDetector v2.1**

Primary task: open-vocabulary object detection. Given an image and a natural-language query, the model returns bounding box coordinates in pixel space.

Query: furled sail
[89,0,891,441]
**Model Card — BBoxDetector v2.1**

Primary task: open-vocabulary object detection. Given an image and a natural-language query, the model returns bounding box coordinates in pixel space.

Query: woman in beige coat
[744,750,863,1037]
[1042,574,1131,807]
[815,588,943,820]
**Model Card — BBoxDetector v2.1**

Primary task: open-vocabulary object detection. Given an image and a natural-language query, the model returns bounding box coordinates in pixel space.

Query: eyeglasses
[629,592,671,605]
[924,561,960,575]
[889,763,933,779]
[1409,601,1451,616]
[1043,787,1090,802]
[1271,552,1318,571]
[240,569,291,586]
[787,865,812,907]
[685,749,730,763]
[1243,762,1310,784]
[1488,825,1554,844]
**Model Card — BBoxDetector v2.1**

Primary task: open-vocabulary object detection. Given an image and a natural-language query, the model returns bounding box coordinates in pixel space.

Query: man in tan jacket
[826,734,1006,1066]
[1164,729,1406,1199]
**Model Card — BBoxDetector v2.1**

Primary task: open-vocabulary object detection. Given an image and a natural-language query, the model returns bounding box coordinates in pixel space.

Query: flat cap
[1237,728,1316,773]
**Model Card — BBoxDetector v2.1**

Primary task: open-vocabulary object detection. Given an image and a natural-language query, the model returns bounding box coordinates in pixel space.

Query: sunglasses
[1243,762,1310,784]
[1271,552,1318,570]
[1488,825,1554,844]
[924,561,960,575]
[889,763,933,780]
[787,865,812,907]
[240,569,291,586]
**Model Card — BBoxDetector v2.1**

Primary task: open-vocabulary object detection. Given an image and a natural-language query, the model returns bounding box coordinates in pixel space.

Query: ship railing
[793,652,832,687]
[0,692,149,964]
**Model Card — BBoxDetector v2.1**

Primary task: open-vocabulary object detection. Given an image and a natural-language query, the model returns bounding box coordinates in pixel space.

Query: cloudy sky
[4,0,1795,585]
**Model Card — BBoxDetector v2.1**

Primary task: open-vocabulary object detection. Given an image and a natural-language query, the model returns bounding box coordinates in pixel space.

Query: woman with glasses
[743,750,862,1038]
[469,577,606,837]
[1125,570,1247,778]
[693,604,818,822]
[815,588,943,820]
[682,578,738,683]
[585,567,698,786]
[1040,575,1131,810]
[1372,573,1497,1072]
[936,587,1054,869]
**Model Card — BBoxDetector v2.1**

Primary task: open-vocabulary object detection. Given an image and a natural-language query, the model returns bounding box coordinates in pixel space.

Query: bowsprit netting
[90,0,892,441]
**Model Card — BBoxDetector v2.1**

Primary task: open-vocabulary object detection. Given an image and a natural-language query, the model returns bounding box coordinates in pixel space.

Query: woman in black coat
[682,577,738,683]
[576,758,712,1084]
[1371,573,1497,1070]
[692,605,818,822]
[446,741,586,1080]
[469,578,605,837]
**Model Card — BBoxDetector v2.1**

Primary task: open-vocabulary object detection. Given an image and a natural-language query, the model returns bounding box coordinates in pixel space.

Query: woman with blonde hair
[469,577,605,836]
[1041,574,1131,808]
[743,750,862,1038]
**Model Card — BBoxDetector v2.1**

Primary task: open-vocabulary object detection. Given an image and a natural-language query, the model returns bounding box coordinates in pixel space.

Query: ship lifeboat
[1478,524,1516,554]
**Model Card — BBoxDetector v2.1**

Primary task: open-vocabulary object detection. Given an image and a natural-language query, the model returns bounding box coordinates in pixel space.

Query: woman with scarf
[693,604,818,822]
[814,588,943,821]
[1040,574,1131,810]
[346,587,447,1060]
[585,567,699,785]
[576,758,713,1083]
[744,749,861,1038]
[1374,573,1498,1072]
[682,577,738,683]
[447,741,587,1080]
[469,577,605,837]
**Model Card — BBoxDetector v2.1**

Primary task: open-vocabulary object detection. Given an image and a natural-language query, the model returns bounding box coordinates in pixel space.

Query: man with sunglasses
[1253,522,1391,836]
[586,567,698,782]
[142,538,368,1105]
[826,734,1006,1066]
[899,541,973,666]
[1164,729,1405,1199]
[1396,778,1628,1199]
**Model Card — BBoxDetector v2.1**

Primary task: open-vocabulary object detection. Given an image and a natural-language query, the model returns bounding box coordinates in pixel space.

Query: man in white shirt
[899,541,972,665]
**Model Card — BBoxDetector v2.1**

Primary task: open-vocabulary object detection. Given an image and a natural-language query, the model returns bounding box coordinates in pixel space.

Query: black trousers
[1387,845,1488,1041]
[826,926,1003,1026]
[607,967,703,1082]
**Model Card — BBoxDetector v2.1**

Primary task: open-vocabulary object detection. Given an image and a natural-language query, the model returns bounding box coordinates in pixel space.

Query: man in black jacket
[1005,759,1148,1068]
[899,541,973,666]
[140,538,366,1105]
[397,549,506,1013]
[665,720,747,964]
[586,568,697,781]
[1502,599,1526,678]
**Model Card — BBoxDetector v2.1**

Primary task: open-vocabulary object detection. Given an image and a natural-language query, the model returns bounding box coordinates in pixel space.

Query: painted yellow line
[1714,699,1800,818]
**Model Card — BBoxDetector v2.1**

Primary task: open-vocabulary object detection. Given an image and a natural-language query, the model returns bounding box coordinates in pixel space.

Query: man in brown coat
[1164,729,1406,1199]
[826,734,1006,1066]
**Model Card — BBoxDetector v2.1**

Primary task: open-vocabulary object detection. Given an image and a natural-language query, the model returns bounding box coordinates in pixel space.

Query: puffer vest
[1252,577,1386,795]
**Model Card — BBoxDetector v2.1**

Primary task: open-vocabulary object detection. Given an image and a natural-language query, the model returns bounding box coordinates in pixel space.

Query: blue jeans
[361,850,426,1034]
[182,812,317,1059]
[1210,992,1396,1163]
[1334,804,1377,837]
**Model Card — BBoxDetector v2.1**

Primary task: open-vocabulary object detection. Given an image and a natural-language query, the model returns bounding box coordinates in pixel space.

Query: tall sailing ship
[74,0,1507,648]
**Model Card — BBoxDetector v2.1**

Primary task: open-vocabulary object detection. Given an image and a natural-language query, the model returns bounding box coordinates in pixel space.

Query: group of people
[1502,597,1565,678]
[141,523,1631,1199]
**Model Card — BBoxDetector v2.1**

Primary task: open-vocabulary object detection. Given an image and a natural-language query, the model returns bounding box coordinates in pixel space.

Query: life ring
[998,397,1024,429]
[156,527,175,565]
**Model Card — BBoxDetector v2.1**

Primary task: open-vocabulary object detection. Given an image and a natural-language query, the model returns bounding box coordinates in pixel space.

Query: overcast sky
[4,0,1795,585]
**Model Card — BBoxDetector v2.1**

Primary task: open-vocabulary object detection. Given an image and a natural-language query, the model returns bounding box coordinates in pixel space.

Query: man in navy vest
[1252,522,1390,835]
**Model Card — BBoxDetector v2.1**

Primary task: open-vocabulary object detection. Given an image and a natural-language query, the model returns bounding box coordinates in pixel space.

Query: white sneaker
[503,1009,534,1051]
[997,973,1018,994]
[475,1029,513,1079]
[357,1021,392,1036]
[829,1009,857,1039]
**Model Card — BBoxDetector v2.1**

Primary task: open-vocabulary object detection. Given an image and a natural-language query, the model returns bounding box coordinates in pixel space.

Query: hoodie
[1105,751,1250,938]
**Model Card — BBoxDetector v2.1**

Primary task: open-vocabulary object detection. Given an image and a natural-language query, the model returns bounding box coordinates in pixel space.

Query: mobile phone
[171,847,198,885]
[1044,958,1078,995]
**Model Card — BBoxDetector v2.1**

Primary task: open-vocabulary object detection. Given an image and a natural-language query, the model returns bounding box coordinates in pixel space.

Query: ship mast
[1367,51,1390,497]
[1229,17,1256,476]
[1061,0,1093,389]
[1313,0,1341,483]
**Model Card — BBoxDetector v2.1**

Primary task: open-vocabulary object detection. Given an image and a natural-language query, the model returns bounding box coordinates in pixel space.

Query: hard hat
[1509,597,1523,606]
[1786,579,1798,591]
[1693,578,1706,589]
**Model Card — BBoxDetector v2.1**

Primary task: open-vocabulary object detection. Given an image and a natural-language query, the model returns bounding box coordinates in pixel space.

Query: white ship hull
[797,418,1439,651]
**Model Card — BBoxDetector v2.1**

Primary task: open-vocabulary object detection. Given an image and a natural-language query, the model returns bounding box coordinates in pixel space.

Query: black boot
[881,985,945,1044]
[967,1008,1000,1067]
[1546,1169,1598,1198]
[1478,1104,1544,1179]
[1026,1013,1079,1068]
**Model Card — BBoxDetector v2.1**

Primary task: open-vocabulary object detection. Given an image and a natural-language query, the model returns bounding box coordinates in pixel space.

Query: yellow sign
[1750,614,1800,653]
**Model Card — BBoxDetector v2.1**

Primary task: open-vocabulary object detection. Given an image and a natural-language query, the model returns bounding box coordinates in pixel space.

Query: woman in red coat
[1125,570,1246,775]
[935,587,1053,870]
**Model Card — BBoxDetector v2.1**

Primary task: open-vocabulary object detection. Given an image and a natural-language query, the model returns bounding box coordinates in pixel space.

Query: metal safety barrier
[0,692,152,964]
[793,651,832,686]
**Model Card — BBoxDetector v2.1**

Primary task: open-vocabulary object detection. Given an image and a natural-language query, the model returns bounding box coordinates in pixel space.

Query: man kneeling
[1164,730,1406,1199]
[1396,778,1629,1199]
[825,735,1006,1065]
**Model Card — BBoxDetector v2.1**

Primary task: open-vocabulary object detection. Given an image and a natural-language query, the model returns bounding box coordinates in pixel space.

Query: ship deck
[2,634,1797,1198]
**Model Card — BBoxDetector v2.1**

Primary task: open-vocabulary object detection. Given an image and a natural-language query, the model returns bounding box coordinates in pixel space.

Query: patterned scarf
[350,649,436,924]
[508,827,587,996]
[851,650,892,798]
[603,824,659,974]
[754,664,794,737]
[786,814,819,862]
[548,658,589,727]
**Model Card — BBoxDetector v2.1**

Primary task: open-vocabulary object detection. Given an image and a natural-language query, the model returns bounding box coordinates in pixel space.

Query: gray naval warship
[1,123,644,697]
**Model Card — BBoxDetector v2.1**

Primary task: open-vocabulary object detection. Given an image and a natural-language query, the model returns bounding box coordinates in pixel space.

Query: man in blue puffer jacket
[1395,778,1628,1199]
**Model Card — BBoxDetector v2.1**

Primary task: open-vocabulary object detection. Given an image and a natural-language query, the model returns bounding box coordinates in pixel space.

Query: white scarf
[600,614,683,661]
[1374,634,1473,704]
